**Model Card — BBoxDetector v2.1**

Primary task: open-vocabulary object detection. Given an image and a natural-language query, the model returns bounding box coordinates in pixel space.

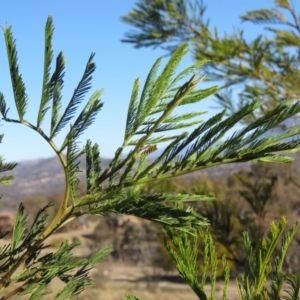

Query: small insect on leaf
[140,144,158,157]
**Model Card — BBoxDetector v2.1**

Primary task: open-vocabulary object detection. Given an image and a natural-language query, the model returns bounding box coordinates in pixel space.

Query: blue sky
[0,0,274,162]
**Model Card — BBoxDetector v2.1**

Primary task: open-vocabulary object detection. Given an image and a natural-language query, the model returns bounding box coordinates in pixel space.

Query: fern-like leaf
[134,44,188,131]
[128,134,182,146]
[84,191,209,234]
[125,78,140,141]
[270,221,299,299]
[283,273,300,300]
[37,16,54,127]
[60,89,104,151]
[0,92,9,118]
[51,53,96,138]
[50,51,65,136]
[136,119,202,134]
[85,140,102,193]
[0,137,17,186]
[134,57,162,131]
[241,9,287,24]
[10,204,27,260]
[3,26,28,120]
[66,126,84,202]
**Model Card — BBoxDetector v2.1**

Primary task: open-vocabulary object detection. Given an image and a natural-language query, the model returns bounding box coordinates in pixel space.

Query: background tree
[121,0,300,123]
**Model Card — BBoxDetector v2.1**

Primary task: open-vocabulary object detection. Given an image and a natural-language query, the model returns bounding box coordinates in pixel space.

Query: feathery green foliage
[165,225,229,300]
[2,25,28,120]
[0,15,300,299]
[0,134,17,187]
[37,16,54,128]
[51,53,97,139]
[237,218,299,300]
[121,0,300,122]
[125,294,141,300]
[50,51,65,137]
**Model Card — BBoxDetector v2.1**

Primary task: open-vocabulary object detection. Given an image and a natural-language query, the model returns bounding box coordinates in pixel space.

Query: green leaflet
[37,16,54,127]
[0,136,17,186]
[50,51,65,136]
[50,53,96,139]
[3,26,28,120]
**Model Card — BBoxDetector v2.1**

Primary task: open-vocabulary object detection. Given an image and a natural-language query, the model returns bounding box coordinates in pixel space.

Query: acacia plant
[1,16,300,299]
